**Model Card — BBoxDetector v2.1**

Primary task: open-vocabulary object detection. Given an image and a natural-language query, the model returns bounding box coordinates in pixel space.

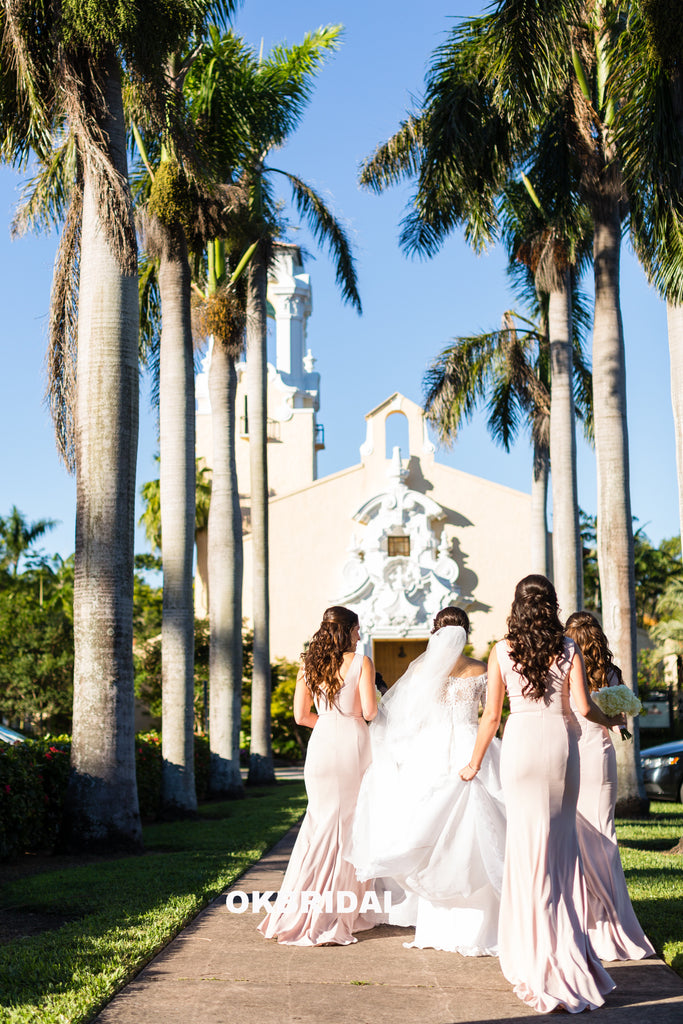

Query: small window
[387,536,410,557]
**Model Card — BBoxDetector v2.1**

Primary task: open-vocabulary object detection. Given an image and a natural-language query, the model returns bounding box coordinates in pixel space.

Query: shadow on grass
[0,783,306,1022]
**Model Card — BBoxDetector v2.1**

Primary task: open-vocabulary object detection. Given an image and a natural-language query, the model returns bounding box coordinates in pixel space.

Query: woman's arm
[568,648,624,732]
[359,656,378,721]
[293,667,318,728]
[459,646,505,780]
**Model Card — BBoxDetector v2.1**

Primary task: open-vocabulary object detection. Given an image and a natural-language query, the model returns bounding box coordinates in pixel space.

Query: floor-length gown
[258,651,375,945]
[352,657,505,956]
[573,679,654,961]
[406,673,503,955]
[497,638,615,1013]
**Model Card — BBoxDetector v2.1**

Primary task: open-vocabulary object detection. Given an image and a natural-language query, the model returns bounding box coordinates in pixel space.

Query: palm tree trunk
[530,441,550,576]
[158,234,197,815]
[667,301,683,546]
[66,62,142,851]
[548,273,583,618]
[592,204,648,815]
[246,245,275,784]
[208,339,245,797]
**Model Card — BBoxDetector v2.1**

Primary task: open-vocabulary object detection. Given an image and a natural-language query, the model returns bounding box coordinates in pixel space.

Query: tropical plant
[187,27,362,784]
[360,1,646,812]
[0,0,233,850]
[193,239,248,798]
[501,168,593,617]
[482,0,644,812]
[424,311,552,572]
[0,564,74,730]
[0,506,57,576]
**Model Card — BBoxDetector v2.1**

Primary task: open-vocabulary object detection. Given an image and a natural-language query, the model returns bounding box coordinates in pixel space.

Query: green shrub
[0,732,213,858]
[135,730,163,819]
[194,733,210,801]
[0,737,70,859]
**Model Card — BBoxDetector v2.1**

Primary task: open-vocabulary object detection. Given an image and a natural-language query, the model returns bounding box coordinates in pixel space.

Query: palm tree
[188,28,362,784]
[481,0,645,813]
[501,167,593,618]
[0,506,57,576]
[615,3,683,579]
[361,3,646,813]
[193,240,249,798]
[0,0,232,849]
[424,286,591,584]
[425,311,552,572]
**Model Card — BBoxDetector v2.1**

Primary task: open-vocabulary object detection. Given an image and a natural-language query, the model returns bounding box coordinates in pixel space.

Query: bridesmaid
[258,606,378,945]
[565,611,655,961]
[460,575,622,1013]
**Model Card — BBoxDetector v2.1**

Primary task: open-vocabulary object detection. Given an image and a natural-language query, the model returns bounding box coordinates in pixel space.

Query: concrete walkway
[93,824,683,1024]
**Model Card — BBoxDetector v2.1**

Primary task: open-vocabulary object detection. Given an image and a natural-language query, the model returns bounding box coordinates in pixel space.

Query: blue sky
[0,0,676,565]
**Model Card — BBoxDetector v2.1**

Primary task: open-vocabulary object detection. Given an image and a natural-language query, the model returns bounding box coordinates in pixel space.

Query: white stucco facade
[195,247,536,678]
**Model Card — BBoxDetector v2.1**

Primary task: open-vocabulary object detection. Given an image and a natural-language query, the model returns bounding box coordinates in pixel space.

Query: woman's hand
[608,713,626,734]
[459,762,479,782]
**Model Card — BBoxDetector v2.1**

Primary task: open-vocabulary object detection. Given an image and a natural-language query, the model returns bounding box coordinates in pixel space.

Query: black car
[640,740,683,803]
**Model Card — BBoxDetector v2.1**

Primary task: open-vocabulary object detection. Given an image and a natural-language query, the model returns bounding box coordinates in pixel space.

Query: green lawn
[0,782,307,1024]
[616,800,683,977]
[0,788,680,1023]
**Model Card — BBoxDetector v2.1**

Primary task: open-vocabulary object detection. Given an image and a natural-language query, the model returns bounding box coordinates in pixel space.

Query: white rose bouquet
[593,684,642,740]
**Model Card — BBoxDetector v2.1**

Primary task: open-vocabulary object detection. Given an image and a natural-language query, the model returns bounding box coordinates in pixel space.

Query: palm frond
[11,132,79,236]
[45,182,83,473]
[275,169,361,312]
[359,115,426,193]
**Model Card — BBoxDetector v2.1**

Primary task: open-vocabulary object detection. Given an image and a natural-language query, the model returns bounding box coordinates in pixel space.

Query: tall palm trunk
[667,301,683,554]
[66,62,142,851]
[548,271,583,618]
[592,204,647,815]
[530,442,550,576]
[246,244,274,784]
[667,71,683,552]
[158,233,197,814]
[208,338,244,796]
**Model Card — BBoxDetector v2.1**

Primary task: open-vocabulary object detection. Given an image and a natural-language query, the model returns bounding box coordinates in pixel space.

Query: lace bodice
[437,673,487,726]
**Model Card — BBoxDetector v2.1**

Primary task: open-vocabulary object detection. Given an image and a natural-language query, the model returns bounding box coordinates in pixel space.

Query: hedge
[0,731,212,860]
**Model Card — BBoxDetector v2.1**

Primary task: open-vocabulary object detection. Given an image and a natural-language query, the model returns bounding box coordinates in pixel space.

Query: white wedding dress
[351,626,506,955]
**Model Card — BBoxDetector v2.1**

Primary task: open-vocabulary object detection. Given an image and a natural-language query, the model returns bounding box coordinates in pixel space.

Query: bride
[351,607,506,955]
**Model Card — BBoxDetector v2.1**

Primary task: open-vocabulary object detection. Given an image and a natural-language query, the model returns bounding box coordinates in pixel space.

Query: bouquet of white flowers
[593,684,642,740]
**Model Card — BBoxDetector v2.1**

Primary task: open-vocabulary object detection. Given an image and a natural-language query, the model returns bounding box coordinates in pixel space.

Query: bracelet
[468,763,480,774]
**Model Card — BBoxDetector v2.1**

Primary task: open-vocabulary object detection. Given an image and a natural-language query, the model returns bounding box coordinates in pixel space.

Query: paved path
[94,823,683,1024]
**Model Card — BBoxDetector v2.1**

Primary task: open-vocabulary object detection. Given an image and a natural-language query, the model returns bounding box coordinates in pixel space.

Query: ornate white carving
[334,447,460,636]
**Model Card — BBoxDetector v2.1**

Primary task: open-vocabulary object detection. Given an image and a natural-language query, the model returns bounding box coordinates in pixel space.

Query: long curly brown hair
[432,606,470,635]
[565,611,623,692]
[506,575,565,700]
[302,606,359,704]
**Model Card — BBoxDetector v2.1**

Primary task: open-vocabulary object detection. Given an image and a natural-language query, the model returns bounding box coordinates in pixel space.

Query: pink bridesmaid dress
[258,651,375,945]
[496,638,615,1013]
[573,674,654,961]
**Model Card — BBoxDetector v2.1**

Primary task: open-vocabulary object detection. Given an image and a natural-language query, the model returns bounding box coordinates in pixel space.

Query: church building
[195,245,535,684]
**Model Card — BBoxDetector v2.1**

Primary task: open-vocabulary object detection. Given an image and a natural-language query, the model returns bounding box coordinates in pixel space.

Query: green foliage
[148,160,195,235]
[581,515,682,626]
[0,571,74,729]
[634,529,682,627]
[640,0,683,69]
[0,782,306,1022]
[270,659,308,760]
[0,738,70,860]
[134,731,163,819]
[239,631,303,761]
[638,647,666,694]
[0,505,57,576]
[616,802,683,975]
